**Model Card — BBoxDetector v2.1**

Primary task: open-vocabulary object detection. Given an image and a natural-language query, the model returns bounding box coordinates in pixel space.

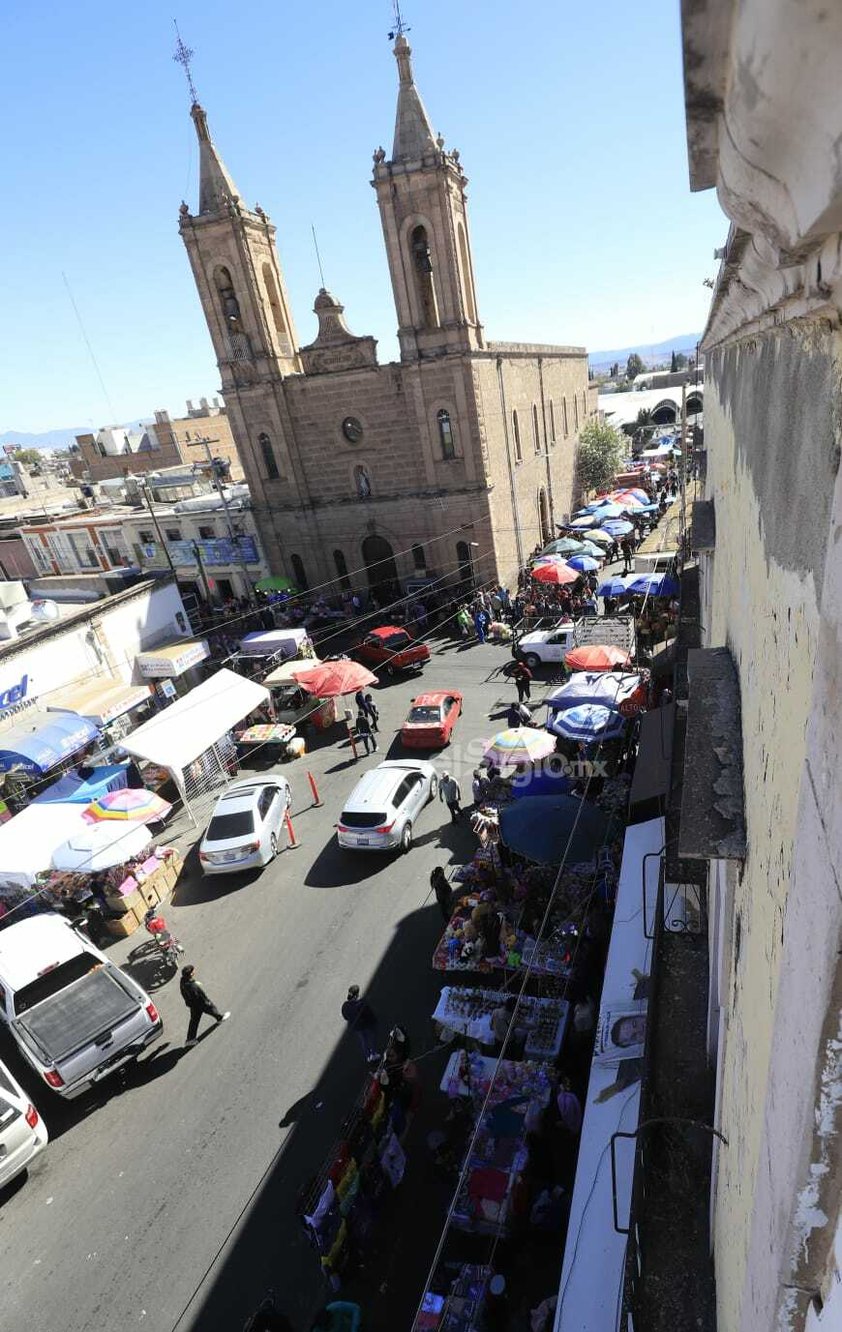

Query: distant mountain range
[0,427,89,451]
[589,332,701,370]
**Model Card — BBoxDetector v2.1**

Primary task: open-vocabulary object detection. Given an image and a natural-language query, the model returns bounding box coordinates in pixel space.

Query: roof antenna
[311,225,327,290]
[172,20,199,104]
[388,0,410,40]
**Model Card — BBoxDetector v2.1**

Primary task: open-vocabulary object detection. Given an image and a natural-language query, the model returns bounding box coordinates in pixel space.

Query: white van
[0,915,162,1098]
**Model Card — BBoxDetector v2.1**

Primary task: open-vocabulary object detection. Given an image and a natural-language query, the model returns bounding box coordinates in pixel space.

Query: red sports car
[353,625,431,675]
[400,690,463,748]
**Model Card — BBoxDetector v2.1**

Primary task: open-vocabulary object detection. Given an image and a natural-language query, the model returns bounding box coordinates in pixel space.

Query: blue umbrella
[598,575,631,597]
[499,794,608,865]
[566,554,600,572]
[576,541,605,558]
[602,519,634,536]
[591,502,626,519]
[626,573,679,598]
[547,703,627,744]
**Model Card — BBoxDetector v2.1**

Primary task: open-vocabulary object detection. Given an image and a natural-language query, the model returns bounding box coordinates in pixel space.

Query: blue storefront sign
[147,536,260,568]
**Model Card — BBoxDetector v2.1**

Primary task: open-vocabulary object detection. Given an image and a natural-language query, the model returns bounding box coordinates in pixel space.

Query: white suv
[0,1057,48,1188]
[337,760,439,853]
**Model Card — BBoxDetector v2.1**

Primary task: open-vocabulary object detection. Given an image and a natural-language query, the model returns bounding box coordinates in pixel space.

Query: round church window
[342,416,364,443]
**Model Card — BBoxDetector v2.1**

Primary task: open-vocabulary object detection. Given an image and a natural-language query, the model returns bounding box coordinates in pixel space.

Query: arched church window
[437,409,456,460]
[290,554,308,590]
[549,399,557,445]
[532,404,542,454]
[410,225,438,329]
[512,410,522,463]
[412,544,427,571]
[258,432,279,481]
[574,396,580,431]
[562,397,569,437]
[262,263,288,344]
[354,465,372,499]
[214,266,241,330]
[457,223,476,323]
[333,549,351,591]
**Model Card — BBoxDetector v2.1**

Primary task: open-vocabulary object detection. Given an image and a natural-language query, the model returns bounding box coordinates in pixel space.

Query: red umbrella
[292,660,377,696]
[564,644,631,671]
[531,562,580,585]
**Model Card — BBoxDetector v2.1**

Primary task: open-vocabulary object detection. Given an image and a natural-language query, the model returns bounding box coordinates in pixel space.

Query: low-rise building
[68,397,244,485]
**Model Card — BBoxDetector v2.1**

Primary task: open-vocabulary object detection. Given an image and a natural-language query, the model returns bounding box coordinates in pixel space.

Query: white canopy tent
[121,669,270,821]
[0,802,89,890]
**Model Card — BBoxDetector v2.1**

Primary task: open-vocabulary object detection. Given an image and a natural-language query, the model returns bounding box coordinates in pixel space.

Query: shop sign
[137,641,210,679]
[0,673,31,714]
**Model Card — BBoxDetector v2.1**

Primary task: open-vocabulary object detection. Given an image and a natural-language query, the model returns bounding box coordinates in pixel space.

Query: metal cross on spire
[172,20,198,104]
[388,0,410,41]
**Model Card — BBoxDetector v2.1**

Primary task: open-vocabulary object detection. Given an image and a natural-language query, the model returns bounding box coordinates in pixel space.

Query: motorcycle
[143,907,185,967]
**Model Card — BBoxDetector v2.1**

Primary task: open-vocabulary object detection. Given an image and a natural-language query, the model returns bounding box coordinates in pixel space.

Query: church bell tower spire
[372,33,484,361]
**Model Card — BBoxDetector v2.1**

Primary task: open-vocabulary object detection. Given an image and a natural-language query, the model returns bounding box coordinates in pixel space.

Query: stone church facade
[179,36,594,599]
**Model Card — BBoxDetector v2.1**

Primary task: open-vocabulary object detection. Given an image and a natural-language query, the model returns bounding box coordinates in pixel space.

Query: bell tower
[372,35,484,361]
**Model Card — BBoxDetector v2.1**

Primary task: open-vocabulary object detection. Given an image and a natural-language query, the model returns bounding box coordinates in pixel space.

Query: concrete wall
[701,323,842,1332]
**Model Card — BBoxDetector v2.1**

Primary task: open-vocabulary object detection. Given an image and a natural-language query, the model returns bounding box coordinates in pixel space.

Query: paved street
[0,634,535,1332]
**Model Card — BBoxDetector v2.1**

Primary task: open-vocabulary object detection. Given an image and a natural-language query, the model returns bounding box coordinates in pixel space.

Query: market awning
[690,499,716,552]
[0,802,89,889]
[679,648,746,859]
[264,657,323,687]
[0,712,99,777]
[46,678,152,725]
[121,668,269,774]
[32,763,129,806]
[499,794,608,864]
[135,639,210,679]
[629,704,675,813]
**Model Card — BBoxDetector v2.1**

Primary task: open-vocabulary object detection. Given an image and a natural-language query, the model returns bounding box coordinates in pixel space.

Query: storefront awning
[690,499,716,552]
[0,712,100,777]
[46,679,152,725]
[0,802,90,889]
[135,640,210,679]
[121,668,269,773]
[630,703,675,811]
[679,648,746,860]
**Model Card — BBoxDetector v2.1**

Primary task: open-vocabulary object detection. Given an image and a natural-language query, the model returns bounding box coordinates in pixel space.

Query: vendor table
[432,894,575,980]
[237,723,296,747]
[433,986,569,1059]
[415,1265,493,1331]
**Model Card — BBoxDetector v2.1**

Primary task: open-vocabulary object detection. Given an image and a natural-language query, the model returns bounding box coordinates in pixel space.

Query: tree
[674,351,688,370]
[12,448,40,466]
[670,350,677,373]
[610,361,619,379]
[626,352,645,381]
[576,419,624,495]
[634,408,655,451]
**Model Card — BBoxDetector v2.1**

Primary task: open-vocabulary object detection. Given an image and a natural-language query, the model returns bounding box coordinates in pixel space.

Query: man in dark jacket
[341,984,379,1064]
[180,964,230,1047]
[512,660,532,701]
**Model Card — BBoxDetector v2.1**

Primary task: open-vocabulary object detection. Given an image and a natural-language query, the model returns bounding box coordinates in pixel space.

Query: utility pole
[192,540,213,605]
[192,435,254,603]
[139,477,178,580]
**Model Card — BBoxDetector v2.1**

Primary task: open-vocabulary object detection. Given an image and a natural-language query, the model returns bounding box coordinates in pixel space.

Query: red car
[400,690,463,748]
[353,625,431,676]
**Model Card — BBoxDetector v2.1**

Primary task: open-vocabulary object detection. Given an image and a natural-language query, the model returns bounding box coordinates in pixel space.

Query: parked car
[400,690,463,748]
[0,1057,48,1189]
[0,914,162,1099]
[337,759,439,853]
[352,626,430,676]
[199,777,292,875]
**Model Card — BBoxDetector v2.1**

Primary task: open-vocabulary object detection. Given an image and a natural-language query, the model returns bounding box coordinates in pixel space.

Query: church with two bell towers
[178,33,595,599]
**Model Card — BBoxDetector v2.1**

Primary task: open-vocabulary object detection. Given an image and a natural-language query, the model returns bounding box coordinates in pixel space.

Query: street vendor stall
[121,668,270,822]
[0,711,100,783]
[234,722,297,761]
[433,986,570,1059]
[262,657,339,732]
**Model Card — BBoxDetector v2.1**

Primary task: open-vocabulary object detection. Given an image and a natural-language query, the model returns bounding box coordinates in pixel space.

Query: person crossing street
[180,964,230,1047]
[440,771,463,822]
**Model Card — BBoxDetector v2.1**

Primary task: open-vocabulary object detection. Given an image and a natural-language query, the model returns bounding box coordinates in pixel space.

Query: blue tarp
[0,713,100,777]
[32,764,129,805]
[499,794,608,864]
[509,761,574,800]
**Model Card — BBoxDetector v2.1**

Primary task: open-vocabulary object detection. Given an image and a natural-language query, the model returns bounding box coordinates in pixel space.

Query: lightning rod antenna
[388,1,410,41]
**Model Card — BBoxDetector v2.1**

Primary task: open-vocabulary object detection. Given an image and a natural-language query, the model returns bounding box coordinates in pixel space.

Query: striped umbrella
[483,726,557,769]
[83,787,173,824]
[548,703,627,743]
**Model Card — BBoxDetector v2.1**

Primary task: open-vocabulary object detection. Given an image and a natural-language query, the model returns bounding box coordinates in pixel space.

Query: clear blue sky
[1,0,726,433]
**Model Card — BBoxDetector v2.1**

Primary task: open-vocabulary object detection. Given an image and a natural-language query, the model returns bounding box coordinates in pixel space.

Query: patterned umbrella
[82,787,173,824]
[531,562,580,585]
[547,703,627,743]
[483,726,557,769]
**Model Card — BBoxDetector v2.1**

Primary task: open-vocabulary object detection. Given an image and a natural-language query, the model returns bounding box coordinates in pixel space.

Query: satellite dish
[30,599,60,622]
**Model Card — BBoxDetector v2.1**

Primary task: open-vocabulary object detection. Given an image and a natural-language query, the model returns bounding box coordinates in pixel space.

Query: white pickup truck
[0,915,162,1098]
[513,615,636,670]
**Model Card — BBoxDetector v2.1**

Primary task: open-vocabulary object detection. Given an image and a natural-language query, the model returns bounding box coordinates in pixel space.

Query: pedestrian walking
[363,693,379,732]
[355,710,377,755]
[430,866,452,921]
[440,771,463,822]
[512,660,532,701]
[180,964,230,1047]
[341,984,379,1064]
[621,538,633,574]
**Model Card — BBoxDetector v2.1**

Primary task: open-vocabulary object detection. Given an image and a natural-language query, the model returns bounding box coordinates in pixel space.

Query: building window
[26,538,52,575]
[549,400,556,445]
[258,432,279,481]
[512,410,522,463]
[412,544,427,571]
[198,526,215,539]
[582,391,587,417]
[532,404,541,454]
[47,531,76,572]
[290,554,308,590]
[574,396,580,431]
[164,528,181,542]
[138,530,155,545]
[457,222,476,324]
[354,465,372,499]
[456,540,474,587]
[333,549,351,590]
[437,409,456,460]
[410,224,438,328]
[562,397,569,437]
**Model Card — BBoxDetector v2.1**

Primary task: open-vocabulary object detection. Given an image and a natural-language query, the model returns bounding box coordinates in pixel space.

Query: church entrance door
[362,535,400,605]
